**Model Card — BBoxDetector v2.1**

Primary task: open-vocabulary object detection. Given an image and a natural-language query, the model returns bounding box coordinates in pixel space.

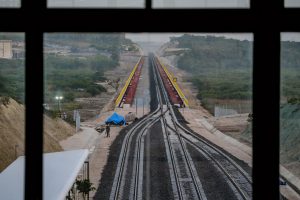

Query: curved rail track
[152,54,207,200]
[109,53,252,200]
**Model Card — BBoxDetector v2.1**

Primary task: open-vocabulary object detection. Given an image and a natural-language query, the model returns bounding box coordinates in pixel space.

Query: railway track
[151,53,252,200]
[109,106,161,200]
[109,53,252,200]
[152,54,207,200]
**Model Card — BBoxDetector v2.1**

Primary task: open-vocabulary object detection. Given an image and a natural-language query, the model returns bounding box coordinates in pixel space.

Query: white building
[0,149,89,200]
[0,40,13,59]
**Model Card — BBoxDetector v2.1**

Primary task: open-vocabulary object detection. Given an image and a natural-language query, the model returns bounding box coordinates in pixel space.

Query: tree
[75,179,95,199]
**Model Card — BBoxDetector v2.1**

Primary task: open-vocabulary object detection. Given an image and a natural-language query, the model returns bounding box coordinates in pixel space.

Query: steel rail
[132,116,161,200]
[166,123,251,200]
[151,54,184,200]
[154,51,252,199]
[175,120,252,185]
[183,136,250,200]
[152,53,207,200]
[109,105,160,200]
[111,54,166,200]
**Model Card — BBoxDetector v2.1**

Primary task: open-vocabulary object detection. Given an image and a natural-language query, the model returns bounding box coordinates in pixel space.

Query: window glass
[43,33,252,199]
[280,33,300,199]
[0,0,20,7]
[153,0,249,8]
[285,0,300,7]
[0,33,25,197]
[47,0,144,8]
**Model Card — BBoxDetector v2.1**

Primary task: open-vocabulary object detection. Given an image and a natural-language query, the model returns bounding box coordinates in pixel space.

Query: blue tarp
[105,112,126,125]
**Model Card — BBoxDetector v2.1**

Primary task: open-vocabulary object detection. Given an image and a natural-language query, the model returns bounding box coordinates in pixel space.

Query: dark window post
[25,31,44,200]
[253,31,280,199]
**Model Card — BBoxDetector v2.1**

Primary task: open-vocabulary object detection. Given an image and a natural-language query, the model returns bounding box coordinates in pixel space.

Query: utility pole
[142,97,144,116]
[15,144,18,158]
[135,98,138,116]
[55,96,63,117]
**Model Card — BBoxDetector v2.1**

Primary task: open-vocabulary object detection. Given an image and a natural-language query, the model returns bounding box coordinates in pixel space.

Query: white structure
[0,149,89,200]
[0,40,13,59]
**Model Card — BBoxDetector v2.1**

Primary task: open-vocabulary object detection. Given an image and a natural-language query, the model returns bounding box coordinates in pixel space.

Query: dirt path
[179,108,252,166]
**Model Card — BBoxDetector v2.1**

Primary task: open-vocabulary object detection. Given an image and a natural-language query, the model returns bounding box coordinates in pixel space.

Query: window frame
[0,0,299,199]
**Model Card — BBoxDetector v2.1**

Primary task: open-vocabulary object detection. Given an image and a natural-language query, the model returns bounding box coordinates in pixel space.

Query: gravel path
[186,143,239,200]
[143,121,174,200]
[93,121,136,199]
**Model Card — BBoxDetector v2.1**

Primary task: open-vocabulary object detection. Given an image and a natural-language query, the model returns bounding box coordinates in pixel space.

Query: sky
[281,33,300,42]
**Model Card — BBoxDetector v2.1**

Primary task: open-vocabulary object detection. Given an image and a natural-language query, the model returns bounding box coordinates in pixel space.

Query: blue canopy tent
[105,112,126,125]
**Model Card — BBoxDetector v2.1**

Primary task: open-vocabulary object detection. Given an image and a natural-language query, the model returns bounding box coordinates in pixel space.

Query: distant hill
[44,33,131,53]
[171,34,300,72]
[165,34,300,101]
[165,35,252,101]
[0,98,75,172]
[171,34,253,73]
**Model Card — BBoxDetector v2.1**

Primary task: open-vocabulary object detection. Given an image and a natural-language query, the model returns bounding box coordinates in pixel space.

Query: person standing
[106,124,110,137]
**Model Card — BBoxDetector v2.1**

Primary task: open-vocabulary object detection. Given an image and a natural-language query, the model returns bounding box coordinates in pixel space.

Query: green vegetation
[172,35,300,103]
[75,179,96,199]
[171,34,252,103]
[0,59,25,103]
[0,96,10,106]
[174,34,252,72]
[280,41,300,176]
[280,104,300,163]
[43,33,131,108]
[281,42,300,100]
[281,69,300,99]
[45,33,129,60]
[45,33,125,47]
[0,33,134,116]
[0,33,24,41]
[191,69,252,100]
[44,54,116,103]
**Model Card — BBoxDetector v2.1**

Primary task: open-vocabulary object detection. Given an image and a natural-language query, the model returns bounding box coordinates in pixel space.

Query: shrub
[287,97,300,105]
[0,96,10,106]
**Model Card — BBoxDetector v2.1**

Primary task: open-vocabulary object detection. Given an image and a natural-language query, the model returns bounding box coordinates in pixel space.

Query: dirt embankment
[0,98,75,172]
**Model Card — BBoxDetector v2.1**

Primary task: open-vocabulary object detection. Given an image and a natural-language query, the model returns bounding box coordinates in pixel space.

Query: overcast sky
[281,33,300,42]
